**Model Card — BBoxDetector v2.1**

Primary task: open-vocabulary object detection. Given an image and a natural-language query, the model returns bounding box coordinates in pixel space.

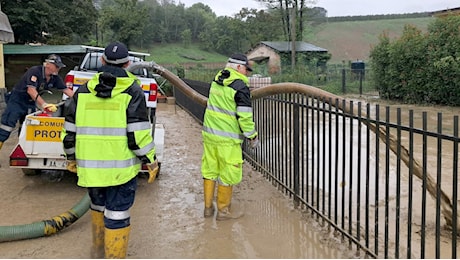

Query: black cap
[46,54,66,68]
[102,41,129,65]
[228,53,252,71]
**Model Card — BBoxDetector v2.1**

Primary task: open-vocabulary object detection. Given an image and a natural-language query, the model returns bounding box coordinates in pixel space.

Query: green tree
[236,8,284,47]
[256,0,317,41]
[369,31,391,97]
[1,0,97,44]
[370,16,460,105]
[184,3,216,42]
[164,2,187,42]
[99,0,147,47]
[181,29,192,47]
[389,24,427,102]
[425,16,460,104]
[199,16,246,55]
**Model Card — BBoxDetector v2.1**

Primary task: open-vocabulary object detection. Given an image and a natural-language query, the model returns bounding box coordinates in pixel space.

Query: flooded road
[255,94,460,258]
[0,103,355,258]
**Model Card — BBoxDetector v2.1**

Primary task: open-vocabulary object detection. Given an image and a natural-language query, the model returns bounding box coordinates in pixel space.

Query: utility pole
[290,7,296,70]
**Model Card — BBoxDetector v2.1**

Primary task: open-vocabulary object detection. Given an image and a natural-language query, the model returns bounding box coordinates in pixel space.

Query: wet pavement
[0,102,356,258]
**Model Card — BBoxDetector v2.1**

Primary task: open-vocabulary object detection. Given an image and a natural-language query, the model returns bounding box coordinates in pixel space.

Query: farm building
[246,41,329,74]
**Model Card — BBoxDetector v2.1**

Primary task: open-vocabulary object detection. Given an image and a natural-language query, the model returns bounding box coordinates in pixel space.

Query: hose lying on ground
[0,63,156,242]
[0,193,90,242]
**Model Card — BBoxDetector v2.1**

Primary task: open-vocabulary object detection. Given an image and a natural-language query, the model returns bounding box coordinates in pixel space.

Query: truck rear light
[148,83,158,102]
[65,74,75,89]
[10,144,29,166]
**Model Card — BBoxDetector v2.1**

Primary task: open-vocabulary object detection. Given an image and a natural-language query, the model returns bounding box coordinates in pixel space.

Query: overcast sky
[178,0,459,17]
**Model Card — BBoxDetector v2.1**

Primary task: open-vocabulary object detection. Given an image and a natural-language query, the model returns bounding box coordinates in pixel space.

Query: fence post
[342,68,346,93]
[293,101,300,207]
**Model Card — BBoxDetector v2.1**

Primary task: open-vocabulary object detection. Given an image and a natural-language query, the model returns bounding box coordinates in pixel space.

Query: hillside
[143,44,227,65]
[307,17,434,64]
[144,17,435,66]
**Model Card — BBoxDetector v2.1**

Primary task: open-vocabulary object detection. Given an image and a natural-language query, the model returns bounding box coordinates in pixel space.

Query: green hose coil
[0,193,90,242]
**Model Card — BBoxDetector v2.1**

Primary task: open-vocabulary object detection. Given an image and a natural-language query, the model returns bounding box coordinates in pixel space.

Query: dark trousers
[0,91,35,142]
[88,177,137,229]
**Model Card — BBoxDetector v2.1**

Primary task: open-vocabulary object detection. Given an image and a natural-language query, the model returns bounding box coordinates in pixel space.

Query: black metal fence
[167,63,376,95]
[174,83,459,259]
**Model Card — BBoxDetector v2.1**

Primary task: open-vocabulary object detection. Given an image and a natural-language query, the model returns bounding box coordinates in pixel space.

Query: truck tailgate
[10,113,164,173]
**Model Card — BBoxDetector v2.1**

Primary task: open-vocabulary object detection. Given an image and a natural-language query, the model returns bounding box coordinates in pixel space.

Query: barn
[246,41,329,75]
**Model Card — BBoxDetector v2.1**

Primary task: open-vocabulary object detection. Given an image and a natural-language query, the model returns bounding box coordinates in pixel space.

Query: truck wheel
[22,169,41,176]
[41,170,65,182]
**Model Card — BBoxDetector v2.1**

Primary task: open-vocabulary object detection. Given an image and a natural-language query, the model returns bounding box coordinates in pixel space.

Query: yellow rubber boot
[90,210,105,259]
[216,185,243,221]
[104,226,131,259]
[203,179,215,218]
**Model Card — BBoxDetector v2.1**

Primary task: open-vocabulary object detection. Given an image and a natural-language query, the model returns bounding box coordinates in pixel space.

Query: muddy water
[258,95,460,258]
[0,103,355,258]
[130,103,355,258]
[139,100,458,259]
[1,100,457,258]
[303,97,460,258]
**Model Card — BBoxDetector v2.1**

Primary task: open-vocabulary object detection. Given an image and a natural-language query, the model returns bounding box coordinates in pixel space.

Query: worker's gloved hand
[249,136,260,149]
[66,160,77,173]
[146,159,159,184]
[43,103,58,113]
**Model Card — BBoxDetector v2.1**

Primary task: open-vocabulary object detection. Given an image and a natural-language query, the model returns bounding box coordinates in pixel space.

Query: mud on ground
[0,103,355,258]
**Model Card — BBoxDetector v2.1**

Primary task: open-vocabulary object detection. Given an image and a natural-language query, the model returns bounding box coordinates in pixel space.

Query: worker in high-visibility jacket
[0,54,73,161]
[201,53,259,221]
[61,41,157,259]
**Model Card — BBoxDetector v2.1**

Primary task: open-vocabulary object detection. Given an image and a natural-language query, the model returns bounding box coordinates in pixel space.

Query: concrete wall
[246,45,281,74]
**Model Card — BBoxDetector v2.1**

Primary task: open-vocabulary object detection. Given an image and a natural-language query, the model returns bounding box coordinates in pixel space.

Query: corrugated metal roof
[259,41,328,52]
[3,44,87,55]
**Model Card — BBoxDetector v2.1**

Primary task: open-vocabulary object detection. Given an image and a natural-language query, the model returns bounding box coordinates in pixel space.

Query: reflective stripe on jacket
[62,71,155,187]
[202,67,257,145]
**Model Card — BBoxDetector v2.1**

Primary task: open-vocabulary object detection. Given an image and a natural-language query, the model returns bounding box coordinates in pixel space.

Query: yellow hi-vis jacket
[202,68,257,145]
[62,69,155,187]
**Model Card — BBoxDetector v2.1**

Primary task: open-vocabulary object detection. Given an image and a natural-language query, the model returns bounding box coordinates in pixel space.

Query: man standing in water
[201,53,259,220]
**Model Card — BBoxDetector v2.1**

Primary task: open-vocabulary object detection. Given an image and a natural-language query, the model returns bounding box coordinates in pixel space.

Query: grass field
[305,17,433,64]
[140,17,434,66]
[139,43,227,64]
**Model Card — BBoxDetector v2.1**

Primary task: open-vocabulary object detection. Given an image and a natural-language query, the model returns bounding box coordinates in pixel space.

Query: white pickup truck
[9,46,164,180]
[64,45,160,125]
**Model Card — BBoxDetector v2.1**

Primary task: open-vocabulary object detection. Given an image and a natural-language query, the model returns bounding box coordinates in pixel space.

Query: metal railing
[174,84,459,259]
